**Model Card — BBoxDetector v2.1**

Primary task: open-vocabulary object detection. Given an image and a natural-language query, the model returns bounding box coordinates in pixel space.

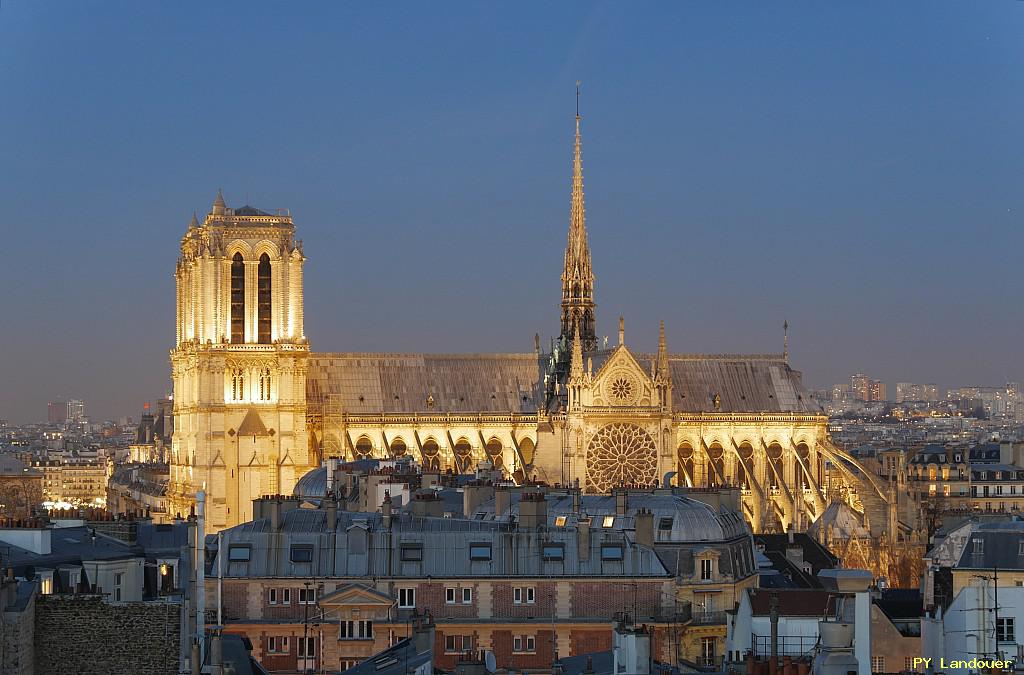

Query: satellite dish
[484,651,497,673]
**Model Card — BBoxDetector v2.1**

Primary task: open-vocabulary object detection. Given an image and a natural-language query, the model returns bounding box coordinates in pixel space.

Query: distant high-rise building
[850,374,870,401]
[868,380,887,402]
[896,382,940,403]
[47,400,67,424]
[66,399,85,424]
[830,384,850,402]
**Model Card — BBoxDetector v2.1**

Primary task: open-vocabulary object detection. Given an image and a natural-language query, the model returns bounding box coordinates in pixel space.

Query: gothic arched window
[230,253,245,343]
[257,253,272,344]
[355,436,373,459]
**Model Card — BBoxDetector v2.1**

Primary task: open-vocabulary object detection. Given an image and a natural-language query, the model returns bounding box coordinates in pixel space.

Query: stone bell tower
[167,191,313,531]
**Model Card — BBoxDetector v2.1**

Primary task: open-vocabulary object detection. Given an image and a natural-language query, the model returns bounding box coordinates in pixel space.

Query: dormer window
[600,544,624,561]
[695,549,720,581]
[542,543,565,561]
[228,545,250,562]
[973,538,984,554]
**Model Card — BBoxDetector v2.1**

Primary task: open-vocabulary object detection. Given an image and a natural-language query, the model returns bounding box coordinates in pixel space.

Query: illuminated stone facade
[167,195,312,531]
[171,115,894,537]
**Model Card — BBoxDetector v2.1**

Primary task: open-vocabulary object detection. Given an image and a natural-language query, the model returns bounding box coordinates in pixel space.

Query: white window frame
[514,635,536,653]
[701,558,713,580]
[462,587,472,604]
[514,586,535,605]
[996,616,1015,643]
[446,587,456,604]
[299,587,317,605]
[269,588,278,605]
[282,588,291,605]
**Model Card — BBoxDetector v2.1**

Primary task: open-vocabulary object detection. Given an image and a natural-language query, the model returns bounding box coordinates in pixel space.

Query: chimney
[572,480,581,515]
[494,485,510,518]
[411,490,444,519]
[463,482,495,519]
[412,611,434,655]
[382,491,393,529]
[615,488,628,516]
[578,516,591,562]
[325,492,338,530]
[326,458,337,495]
[210,626,223,668]
[635,508,654,548]
[269,497,281,532]
[786,527,804,566]
[518,489,548,530]
[614,623,652,675]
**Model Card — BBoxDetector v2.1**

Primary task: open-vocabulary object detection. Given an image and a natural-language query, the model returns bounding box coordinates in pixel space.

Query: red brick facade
[570,581,662,619]
[492,581,557,618]
[570,628,613,656]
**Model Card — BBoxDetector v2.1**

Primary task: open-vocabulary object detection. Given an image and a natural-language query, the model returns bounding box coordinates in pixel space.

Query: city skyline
[3,2,1024,423]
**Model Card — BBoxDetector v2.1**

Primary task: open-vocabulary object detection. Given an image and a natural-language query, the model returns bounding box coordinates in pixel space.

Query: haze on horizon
[1,1,1023,424]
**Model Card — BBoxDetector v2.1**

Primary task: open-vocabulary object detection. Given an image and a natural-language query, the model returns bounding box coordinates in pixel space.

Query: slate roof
[471,491,751,542]
[340,635,431,675]
[0,455,40,476]
[754,534,839,577]
[210,508,671,580]
[954,519,1024,570]
[306,351,822,415]
[874,589,922,622]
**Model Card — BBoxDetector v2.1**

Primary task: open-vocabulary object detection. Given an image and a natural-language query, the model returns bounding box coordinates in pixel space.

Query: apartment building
[208,483,758,673]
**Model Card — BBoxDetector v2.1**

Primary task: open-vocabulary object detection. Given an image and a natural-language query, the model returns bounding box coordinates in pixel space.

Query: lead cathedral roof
[306,350,823,415]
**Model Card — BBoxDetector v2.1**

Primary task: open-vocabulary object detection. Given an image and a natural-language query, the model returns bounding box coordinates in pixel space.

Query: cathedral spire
[560,82,597,352]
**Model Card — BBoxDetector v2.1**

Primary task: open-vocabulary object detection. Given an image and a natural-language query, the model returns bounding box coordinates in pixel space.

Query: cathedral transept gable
[590,345,656,408]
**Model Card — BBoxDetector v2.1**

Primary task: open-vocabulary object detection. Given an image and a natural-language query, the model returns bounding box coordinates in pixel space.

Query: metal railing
[752,634,819,658]
[691,610,727,625]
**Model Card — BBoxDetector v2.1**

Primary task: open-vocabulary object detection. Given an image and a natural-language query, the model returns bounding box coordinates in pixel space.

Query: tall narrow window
[231,253,245,343]
[258,253,272,344]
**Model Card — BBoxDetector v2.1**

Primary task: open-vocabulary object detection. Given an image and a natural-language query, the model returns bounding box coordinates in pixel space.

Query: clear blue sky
[2,2,1023,423]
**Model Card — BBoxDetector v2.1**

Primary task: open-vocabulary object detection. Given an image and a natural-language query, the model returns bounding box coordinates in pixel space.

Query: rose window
[585,423,657,493]
[606,371,639,405]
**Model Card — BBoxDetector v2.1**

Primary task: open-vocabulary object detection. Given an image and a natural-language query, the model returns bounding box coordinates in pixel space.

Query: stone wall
[34,595,180,675]
[2,586,35,675]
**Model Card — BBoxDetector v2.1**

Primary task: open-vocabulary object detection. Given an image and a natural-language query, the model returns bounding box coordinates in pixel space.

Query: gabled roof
[236,409,269,437]
[320,582,394,606]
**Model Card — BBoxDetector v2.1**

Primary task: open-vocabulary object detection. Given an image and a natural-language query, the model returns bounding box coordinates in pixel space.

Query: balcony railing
[691,610,727,625]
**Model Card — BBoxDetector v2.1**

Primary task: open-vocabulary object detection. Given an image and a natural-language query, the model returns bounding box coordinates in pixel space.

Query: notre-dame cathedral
[168,112,902,542]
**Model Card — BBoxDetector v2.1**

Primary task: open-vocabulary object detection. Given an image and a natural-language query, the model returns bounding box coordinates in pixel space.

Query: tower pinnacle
[212,189,226,215]
[783,319,789,361]
[560,85,597,351]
